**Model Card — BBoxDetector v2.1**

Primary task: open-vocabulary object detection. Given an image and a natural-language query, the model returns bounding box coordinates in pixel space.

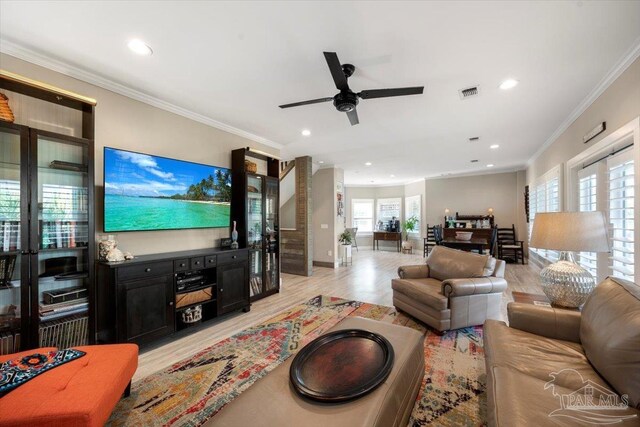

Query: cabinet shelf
[175,298,217,312]
[39,246,88,253]
[176,282,216,295]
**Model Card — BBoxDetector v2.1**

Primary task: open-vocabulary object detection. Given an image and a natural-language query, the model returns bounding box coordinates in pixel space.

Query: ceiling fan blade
[358,86,424,99]
[279,97,333,109]
[324,51,349,91]
[347,108,359,126]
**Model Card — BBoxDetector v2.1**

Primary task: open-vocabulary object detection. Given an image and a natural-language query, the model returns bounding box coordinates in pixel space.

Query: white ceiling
[1,1,639,185]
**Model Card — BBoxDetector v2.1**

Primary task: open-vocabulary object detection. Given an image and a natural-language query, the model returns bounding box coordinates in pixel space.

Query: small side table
[341,244,352,266]
[511,291,580,311]
[402,247,413,254]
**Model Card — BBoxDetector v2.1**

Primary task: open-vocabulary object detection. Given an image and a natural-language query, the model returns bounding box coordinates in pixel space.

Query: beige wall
[1,53,279,255]
[311,167,345,266]
[527,58,640,186]
[424,172,523,234]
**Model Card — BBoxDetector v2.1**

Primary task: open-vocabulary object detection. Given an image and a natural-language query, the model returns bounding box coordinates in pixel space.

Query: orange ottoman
[0,344,138,427]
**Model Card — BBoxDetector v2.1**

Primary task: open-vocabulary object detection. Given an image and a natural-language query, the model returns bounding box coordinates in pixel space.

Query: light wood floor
[134,249,542,381]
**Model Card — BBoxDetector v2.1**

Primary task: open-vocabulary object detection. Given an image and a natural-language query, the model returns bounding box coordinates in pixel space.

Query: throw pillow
[483,257,497,276]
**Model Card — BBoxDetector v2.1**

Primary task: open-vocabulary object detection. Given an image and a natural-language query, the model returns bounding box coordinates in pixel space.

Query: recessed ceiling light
[490,144,500,149]
[487,164,495,168]
[301,129,311,136]
[499,79,518,90]
[390,174,395,177]
[318,160,324,164]
[365,162,372,166]
[128,39,153,56]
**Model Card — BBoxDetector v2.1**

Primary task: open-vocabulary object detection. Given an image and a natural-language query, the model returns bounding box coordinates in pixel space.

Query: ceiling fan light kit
[279,51,424,126]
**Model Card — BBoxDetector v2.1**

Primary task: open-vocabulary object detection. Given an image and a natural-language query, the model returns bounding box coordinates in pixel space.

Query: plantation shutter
[607,149,635,281]
[577,164,598,276]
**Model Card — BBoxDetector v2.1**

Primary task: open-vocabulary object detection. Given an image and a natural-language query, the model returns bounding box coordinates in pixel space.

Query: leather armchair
[392,245,507,332]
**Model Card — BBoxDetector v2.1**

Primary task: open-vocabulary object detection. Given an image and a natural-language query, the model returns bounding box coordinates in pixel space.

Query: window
[404,195,421,235]
[0,179,21,251]
[529,166,561,262]
[352,199,374,233]
[577,164,598,276]
[607,150,634,281]
[377,198,401,224]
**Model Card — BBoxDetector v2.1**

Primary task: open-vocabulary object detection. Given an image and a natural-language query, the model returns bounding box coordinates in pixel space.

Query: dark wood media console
[96,247,249,346]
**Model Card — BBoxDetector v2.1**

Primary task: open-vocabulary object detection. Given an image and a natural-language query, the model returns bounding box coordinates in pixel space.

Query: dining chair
[423,224,438,257]
[496,224,525,264]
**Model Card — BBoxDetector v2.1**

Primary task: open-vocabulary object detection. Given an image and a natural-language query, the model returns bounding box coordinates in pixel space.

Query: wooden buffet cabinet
[96,247,249,346]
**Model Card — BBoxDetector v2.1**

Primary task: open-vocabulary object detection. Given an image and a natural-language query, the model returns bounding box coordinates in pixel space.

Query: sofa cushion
[426,246,489,281]
[580,277,640,408]
[391,277,448,310]
[484,320,640,426]
[483,257,497,277]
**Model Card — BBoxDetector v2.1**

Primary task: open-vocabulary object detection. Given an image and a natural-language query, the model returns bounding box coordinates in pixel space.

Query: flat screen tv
[103,147,231,232]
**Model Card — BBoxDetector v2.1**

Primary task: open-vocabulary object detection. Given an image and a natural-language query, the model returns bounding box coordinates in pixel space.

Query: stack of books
[40,297,88,322]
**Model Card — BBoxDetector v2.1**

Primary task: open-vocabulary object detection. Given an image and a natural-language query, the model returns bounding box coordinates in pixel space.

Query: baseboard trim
[313,261,337,269]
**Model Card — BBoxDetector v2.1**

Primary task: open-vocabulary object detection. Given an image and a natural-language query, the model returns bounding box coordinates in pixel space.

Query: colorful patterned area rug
[108,296,486,426]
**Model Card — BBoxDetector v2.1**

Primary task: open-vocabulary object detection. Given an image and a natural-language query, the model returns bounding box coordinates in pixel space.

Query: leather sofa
[484,277,640,426]
[392,245,507,332]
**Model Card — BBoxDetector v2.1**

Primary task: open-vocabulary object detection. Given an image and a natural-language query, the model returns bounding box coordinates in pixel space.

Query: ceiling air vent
[459,85,480,100]
[469,136,480,142]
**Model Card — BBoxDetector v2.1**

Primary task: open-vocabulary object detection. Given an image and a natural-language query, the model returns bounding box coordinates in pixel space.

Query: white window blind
[404,195,421,235]
[577,164,598,276]
[0,179,21,252]
[377,198,401,224]
[352,199,374,233]
[607,150,634,281]
[529,166,561,262]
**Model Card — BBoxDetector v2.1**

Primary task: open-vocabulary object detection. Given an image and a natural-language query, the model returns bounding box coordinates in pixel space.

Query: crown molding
[424,166,526,181]
[527,36,640,166]
[0,39,283,150]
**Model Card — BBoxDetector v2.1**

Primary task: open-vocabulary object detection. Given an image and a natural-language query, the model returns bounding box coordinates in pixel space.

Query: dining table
[439,237,489,253]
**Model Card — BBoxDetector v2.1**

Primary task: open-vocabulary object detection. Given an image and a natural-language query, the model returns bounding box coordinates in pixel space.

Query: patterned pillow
[0,348,86,395]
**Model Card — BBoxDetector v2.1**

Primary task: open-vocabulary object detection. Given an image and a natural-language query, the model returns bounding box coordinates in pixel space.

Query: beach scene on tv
[104,148,231,232]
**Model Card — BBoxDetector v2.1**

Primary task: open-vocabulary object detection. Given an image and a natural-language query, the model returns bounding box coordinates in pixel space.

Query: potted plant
[338,229,353,246]
[402,216,419,250]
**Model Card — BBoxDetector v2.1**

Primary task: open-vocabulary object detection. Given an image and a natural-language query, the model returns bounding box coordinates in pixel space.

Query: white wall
[1,53,279,255]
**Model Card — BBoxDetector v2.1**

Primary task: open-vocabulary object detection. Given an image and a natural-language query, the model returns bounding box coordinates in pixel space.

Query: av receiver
[176,270,206,292]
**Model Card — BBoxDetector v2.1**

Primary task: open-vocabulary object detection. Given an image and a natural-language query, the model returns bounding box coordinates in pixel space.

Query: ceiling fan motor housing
[333,91,359,112]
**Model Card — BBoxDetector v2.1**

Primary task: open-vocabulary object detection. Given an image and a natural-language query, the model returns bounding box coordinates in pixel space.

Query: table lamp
[529,212,609,308]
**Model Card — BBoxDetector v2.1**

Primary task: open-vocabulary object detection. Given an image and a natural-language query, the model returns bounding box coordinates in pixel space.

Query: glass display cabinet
[0,72,95,353]
[231,148,280,302]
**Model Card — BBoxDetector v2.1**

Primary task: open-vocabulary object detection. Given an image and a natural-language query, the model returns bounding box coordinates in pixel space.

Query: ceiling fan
[279,52,424,126]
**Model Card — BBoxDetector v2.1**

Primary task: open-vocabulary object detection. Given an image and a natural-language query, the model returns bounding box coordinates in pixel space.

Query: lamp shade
[530,212,610,252]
